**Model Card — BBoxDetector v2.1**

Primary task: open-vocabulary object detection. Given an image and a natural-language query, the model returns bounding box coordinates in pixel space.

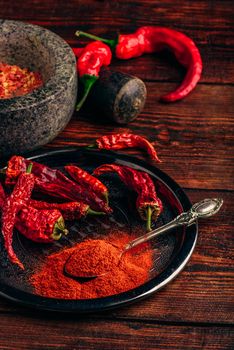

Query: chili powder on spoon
[30,230,153,299]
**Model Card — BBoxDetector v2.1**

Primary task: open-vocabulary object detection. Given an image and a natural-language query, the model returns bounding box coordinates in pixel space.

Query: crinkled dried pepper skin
[0,182,6,207]
[93,164,163,231]
[0,61,43,99]
[5,156,111,214]
[65,165,109,202]
[16,206,67,243]
[1,167,35,269]
[0,183,67,244]
[28,199,94,221]
[77,26,202,102]
[93,133,160,162]
[74,41,112,111]
[136,171,163,222]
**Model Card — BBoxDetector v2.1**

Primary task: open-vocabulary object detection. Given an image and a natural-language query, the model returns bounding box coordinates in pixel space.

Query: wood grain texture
[0,0,233,348]
[1,0,233,30]
[0,315,233,350]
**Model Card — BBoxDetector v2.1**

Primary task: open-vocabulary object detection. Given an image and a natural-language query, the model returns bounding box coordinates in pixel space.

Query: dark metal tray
[0,148,197,313]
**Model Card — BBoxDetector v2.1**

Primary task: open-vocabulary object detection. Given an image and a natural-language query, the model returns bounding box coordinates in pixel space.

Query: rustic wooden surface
[0,0,233,349]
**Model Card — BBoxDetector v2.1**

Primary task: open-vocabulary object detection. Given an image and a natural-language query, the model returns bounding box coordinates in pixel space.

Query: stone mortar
[0,20,77,156]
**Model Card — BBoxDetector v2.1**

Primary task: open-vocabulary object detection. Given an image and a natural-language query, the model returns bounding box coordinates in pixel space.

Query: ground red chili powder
[30,230,153,299]
[65,240,120,277]
[0,62,43,99]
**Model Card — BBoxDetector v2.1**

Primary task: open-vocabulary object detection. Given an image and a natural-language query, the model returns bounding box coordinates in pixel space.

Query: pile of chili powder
[0,62,43,99]
[30,229,153,299]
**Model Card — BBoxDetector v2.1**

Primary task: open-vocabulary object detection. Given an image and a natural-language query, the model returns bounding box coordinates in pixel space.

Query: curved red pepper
[16,207,67,243]
[93,164,163,231]
[77,27,202,102]
[28,199,104,220]
[5,156,112,214]
[74,41,112,111]
[1,164,34,269]
[65,165,109,202]
[0,183,68,244]
[92,133,161,162]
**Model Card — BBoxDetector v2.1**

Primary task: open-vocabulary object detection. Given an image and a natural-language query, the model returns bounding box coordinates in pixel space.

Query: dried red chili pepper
[0,182,5,207]
[28,199,104,220]
[93,164,163,231]
[0,182,68,244]
[77,27,202,102]
[90,133,160,162]
[1,163,34,269]
[5,156,111,214]
[75,41,112,111]
[16,206,68,243]
[65,165,108,202]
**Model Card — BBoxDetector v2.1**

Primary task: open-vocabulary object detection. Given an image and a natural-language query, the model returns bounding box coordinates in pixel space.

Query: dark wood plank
[1,1,234,49]
[0,190,233,325]
[1,0,233,31]
[0,314,233,350]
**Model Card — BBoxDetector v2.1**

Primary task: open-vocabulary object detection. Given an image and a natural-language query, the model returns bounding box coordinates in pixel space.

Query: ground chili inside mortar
[30,230,153,299]
[0,62,43,99]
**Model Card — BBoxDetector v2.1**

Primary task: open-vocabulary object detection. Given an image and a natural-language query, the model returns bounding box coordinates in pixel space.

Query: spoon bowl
[64,240,121,281]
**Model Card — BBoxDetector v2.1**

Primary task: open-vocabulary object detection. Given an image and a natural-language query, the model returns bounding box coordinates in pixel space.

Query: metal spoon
[64,198,223,280]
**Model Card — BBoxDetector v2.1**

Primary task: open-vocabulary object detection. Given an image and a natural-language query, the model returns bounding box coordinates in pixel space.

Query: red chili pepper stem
[0,168,6,174]
[76,74,98,111]
[87,208,106,216]
[26,163,33,174]
[0,162,32,176]
[103,192,109,204]
[52,217,68,240]
[86,144,101,153]
[75,31,118,51]
[146,206,152,232]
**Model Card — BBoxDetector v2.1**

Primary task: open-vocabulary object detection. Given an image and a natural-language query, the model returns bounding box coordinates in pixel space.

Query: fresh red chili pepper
[77,27,202,102]
[28,199,104,220]
[72,47,84,57]
[1,163,34,269]
[75,41,112,111]
[65,165,109,202]
[93,164,163,231]
[16,207,68,243]
[90,133,160,162]
[5,156,111,214]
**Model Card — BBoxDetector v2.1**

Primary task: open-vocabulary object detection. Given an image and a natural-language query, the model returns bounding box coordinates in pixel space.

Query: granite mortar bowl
[0,20,77,157]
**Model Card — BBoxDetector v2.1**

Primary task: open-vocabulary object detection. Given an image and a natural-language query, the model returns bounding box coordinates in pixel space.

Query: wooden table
[0,1,233,349]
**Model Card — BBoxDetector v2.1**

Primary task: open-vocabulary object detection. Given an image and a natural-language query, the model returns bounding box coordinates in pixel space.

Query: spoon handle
[124,198,223,252]
[124,219,180,251]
